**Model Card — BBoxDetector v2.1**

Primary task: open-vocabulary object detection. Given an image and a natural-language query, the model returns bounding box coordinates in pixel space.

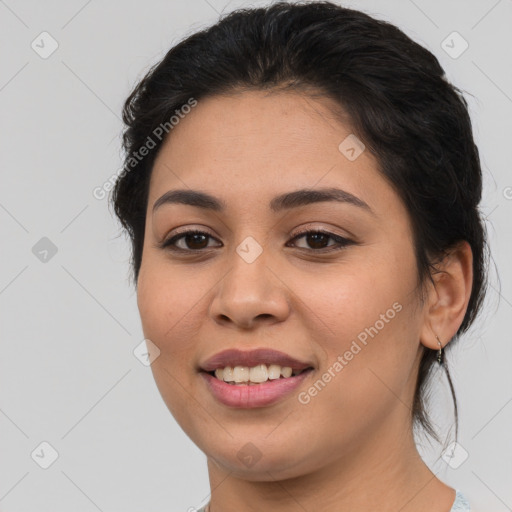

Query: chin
[205,441,314,481]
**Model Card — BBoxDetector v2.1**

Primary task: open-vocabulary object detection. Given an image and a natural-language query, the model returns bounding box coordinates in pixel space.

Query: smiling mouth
[204,364,314,385]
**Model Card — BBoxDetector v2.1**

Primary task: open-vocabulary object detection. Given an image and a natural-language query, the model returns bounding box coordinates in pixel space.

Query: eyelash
[159,228,354,254]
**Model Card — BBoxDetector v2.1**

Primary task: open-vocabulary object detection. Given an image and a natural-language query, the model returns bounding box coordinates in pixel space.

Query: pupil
[187,233,207,249]
[184,233,329,250]
[308,233,328,249]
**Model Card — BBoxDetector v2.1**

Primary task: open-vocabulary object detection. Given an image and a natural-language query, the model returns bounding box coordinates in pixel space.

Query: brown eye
[303,232,330,249]
[182,232,209,250]
[288,230,353,252]
[160,228,353,255]
[161,230,222,252]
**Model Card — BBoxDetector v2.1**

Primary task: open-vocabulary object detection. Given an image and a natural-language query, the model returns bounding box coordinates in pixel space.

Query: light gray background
[0,0,510,511]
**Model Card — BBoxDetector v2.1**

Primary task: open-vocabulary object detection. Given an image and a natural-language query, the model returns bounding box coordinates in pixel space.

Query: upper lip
[199,348,314,372]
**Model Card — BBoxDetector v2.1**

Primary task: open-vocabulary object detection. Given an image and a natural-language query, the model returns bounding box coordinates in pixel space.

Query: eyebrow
[152,187,374,215]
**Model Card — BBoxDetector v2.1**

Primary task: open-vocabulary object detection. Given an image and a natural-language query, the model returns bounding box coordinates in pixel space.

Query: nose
[208,246,291,330]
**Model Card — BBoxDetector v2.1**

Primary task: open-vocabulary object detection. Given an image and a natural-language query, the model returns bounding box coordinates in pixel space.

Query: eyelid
[160,228,221,251]
[290,223,351,240]
[159,225,355,254]
[288,228,353,251]
[160,224,219,243]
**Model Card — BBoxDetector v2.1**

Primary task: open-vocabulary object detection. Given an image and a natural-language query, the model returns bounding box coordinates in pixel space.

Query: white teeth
[233,365,250,383]
[280,366,293,378]
[268,364,282,380]
[212,364,304,384]
[249,364,268,383]
[222,366,234,382]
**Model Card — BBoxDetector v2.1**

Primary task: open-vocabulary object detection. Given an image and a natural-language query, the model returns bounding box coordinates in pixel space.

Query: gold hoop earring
[435,334,444,365]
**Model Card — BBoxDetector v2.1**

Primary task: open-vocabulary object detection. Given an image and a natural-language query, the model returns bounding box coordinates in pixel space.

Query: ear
[419,240,473,350]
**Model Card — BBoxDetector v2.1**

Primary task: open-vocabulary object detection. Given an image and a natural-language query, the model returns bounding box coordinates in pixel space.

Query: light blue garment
[195,489,471,511]
[451,489,471,511]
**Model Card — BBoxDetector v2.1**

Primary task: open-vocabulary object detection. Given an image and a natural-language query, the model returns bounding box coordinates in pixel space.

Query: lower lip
[200,369,313,408]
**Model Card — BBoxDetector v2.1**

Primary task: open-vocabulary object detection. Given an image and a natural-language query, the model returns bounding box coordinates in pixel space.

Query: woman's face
[137,90,427,479]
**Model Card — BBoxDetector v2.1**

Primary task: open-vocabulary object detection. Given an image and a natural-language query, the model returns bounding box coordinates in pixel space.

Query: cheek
[136,257,203,360]
[298,248,421,396]
[136,260,205,422]
[292,270,420,446]
[294,252,415,348]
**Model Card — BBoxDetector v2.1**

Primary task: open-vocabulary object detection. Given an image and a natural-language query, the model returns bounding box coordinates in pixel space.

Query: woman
[111,2,487,510]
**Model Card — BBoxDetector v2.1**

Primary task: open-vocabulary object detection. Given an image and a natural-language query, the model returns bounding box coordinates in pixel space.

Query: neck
[205,420,455,512]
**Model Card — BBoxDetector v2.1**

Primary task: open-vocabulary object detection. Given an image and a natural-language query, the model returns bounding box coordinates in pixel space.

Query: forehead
[148,89,400,218]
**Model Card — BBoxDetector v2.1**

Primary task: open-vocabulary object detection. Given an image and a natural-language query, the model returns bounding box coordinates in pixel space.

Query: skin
[136,89,473,512]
